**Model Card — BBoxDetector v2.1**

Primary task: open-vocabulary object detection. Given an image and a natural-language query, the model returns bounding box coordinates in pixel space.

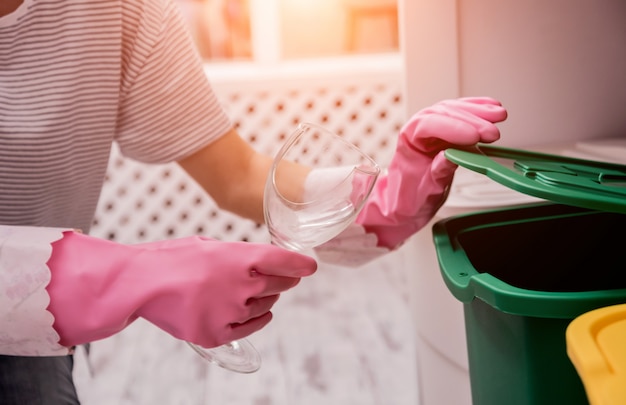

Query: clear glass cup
[187,122,379,374]
[264,122,380,252]
[186,339,260,373]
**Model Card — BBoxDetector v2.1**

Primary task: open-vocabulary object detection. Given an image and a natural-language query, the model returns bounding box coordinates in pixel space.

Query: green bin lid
[444,145,626,214]
[435,145,626,318]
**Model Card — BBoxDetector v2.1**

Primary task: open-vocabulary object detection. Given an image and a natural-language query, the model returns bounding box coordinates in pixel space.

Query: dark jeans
[0,355,79,405]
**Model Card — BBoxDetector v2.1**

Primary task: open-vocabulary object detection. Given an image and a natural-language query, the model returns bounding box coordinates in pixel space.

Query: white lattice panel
[91,63,405,244]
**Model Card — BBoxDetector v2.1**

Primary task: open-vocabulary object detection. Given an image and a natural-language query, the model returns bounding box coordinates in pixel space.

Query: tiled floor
[72,245,421,405]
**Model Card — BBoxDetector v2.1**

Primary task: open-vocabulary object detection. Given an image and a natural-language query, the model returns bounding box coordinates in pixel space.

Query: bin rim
[433,202,626,319]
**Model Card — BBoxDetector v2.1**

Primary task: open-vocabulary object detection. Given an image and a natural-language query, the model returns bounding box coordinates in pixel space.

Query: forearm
[179,128,309,224]
[217,150,272,223]
[178,128,271,223]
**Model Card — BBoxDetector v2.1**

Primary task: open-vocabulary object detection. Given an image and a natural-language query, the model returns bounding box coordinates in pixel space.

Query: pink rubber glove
[46,231,317,348]
[356,97,508,249]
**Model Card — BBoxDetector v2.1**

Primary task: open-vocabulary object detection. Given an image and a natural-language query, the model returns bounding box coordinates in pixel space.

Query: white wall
[401,0,626,147]
[399,0,460,110]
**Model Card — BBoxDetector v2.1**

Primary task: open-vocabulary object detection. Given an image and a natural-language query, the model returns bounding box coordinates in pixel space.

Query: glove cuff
[0,225,72,356]
[313,222,390,267]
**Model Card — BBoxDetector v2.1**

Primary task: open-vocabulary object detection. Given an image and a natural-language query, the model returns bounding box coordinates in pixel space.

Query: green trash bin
[432,145,626,405]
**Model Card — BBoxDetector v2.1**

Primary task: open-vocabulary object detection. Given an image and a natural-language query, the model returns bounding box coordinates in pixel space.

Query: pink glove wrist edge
[0,225,72,356]
[313,222,391,267]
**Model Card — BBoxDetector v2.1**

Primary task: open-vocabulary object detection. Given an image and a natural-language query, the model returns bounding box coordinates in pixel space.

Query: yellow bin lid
[567,303,626,405]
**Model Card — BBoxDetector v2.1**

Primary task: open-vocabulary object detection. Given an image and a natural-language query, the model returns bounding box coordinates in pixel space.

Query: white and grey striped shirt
[0,0,232,232]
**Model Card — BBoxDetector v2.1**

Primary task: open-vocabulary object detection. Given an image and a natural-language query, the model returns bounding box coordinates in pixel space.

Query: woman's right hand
[46,231,317,348]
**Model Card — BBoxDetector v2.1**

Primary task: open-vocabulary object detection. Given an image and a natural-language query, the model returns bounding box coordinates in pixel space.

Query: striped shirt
[0,0,232,233]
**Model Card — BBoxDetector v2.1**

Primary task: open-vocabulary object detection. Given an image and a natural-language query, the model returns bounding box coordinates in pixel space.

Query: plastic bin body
[433,203,626,405]
[409,168,541,405]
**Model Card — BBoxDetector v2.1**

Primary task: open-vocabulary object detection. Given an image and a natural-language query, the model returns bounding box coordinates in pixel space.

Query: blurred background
[177,0,399,60]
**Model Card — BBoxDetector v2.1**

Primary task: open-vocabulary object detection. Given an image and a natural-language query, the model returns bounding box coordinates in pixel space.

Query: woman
[0,0,507,403]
